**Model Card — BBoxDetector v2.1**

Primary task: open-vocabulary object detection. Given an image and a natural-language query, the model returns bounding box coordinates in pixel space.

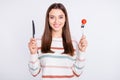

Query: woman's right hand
[28,38,38,54]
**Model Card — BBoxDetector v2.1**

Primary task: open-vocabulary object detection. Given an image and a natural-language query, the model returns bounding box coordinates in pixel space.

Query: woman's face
[49,9,65,33]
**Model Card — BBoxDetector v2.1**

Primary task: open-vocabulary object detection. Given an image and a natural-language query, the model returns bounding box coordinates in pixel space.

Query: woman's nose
[54,18,59,23]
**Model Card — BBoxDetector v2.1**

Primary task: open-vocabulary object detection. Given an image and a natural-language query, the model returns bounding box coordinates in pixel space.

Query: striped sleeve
[72,40,86,77]
[28,53,41,77]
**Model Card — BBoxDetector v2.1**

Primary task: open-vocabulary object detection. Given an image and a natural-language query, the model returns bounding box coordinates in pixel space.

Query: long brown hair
[41,3,74,56]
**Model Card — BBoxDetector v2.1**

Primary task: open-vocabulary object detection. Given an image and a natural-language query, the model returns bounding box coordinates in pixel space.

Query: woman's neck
[52,31,62,38]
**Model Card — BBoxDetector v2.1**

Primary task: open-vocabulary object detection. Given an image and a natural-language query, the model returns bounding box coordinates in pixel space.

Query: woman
[28,3,88,80]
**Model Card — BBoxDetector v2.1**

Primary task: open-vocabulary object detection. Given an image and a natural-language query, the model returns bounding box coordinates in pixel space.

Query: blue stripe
[74,64,84,70]
[38,54,75,61]
[28,64,39,71]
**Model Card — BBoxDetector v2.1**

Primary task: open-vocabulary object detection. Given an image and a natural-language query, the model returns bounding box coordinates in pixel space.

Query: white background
[0,0,120,80]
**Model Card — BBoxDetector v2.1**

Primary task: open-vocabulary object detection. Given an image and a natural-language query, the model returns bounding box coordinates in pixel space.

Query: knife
[32,20,35,38]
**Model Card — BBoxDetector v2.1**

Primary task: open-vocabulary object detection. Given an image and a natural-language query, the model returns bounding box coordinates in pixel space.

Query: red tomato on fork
[81,19,87,24]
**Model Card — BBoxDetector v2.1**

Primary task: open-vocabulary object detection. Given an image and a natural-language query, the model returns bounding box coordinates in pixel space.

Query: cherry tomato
[81,19,87,24]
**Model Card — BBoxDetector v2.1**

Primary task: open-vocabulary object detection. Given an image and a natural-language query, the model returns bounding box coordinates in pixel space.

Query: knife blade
[32,20,35,38]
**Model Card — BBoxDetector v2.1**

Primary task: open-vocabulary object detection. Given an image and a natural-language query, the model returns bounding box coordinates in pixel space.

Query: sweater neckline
[52,37,62,41]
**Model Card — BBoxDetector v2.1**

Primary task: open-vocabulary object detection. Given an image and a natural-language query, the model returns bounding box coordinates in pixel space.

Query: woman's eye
[59,16,63,19]
[49,16,54,19]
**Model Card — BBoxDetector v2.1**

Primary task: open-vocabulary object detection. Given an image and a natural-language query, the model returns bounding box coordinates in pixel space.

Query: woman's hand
[28,38,38,54]
[79,35,88,52]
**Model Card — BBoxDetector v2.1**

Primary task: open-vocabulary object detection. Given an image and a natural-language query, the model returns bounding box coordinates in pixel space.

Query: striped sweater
[28,37,86,80]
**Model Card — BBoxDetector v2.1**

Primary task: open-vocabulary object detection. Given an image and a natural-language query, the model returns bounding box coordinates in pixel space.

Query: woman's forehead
[49,9,65,16]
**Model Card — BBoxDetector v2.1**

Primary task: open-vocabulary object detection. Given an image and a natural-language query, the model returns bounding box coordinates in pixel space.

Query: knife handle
[32,20,35,38]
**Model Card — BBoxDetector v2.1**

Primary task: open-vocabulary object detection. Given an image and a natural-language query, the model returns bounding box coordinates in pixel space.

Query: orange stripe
[38,47,76,51]
[51,47,64,50]
[42,75,74,78]
[38,47,64,50]
[32,69,41,77]
[42,65,72,69]
[72,70,82,77]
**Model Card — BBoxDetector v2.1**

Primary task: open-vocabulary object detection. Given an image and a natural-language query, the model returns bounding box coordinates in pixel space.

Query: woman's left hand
[79,35,88,52]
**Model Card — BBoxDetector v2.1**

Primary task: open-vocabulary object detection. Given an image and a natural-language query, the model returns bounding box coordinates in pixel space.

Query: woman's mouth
[53,24,60,28]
